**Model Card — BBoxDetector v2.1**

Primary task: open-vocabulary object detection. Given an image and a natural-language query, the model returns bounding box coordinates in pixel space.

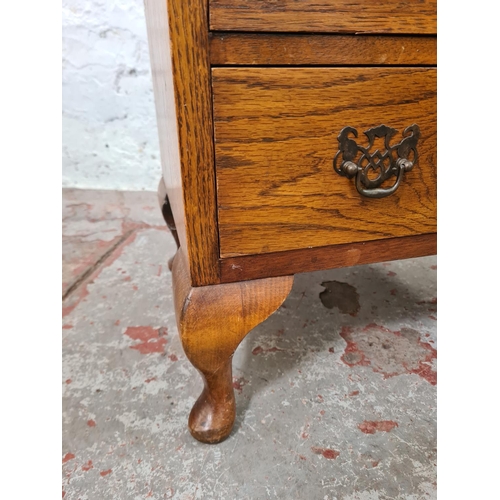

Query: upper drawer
[210,1,437,34]
[213,67,436,258]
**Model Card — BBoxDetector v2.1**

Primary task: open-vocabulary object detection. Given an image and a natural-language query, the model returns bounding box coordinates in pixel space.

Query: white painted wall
[62,0,161,191]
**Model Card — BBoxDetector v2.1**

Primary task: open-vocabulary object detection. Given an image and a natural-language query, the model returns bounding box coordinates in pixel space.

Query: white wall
[62,0,161,191]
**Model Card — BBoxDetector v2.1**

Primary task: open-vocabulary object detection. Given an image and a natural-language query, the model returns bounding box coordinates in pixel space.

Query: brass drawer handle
[333,124,420,199]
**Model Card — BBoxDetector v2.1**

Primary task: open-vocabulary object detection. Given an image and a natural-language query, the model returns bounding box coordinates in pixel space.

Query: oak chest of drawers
[144,0,436,443]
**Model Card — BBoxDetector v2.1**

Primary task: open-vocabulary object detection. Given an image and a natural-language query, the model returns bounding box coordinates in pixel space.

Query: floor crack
[62,229,135,301]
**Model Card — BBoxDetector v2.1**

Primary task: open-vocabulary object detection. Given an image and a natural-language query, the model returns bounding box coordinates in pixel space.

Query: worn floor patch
[62,189,437,500]
[320,280,361,316]
[62,189,163,298]
[340,324,437,385]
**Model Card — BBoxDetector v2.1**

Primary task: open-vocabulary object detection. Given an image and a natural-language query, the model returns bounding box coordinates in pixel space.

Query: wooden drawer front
[210,1,436,34]
[213,68,436,258]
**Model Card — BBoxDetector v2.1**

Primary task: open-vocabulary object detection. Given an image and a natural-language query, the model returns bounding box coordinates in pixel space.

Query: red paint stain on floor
[340,324,437,385]
[311,447,340,460]
[100,469,112,477]
[387,271,397,277]
[252,346,284,355]
[115,319,120,326]
[417,297,437,305]
[62,453,75,463]
[358,420,398,434]
[145,377,157,383]
[328,347,335,353]
[430,265,437,270]
[124,326,168,354]
[168,354,178,362]
[390,289,397,296]
[339,326,371,367]
[408,360,437,386]
[87,419,96,427]
[62,229,142,318]
[252,345,264,356]
[62,324,73,330]
[232,376,249,393]
[82,460,93,472]
[62,287,89,318]
[65,379,72,384]
[348,390,359,397]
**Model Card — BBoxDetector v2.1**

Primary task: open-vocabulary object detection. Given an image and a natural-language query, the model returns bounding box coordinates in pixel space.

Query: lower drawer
[212,67,437,258]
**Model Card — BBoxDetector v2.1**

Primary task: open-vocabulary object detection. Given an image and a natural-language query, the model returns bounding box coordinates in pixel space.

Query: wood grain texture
[144,0,187,267]
[220,233,436,283]
[212,67,437,257]
[144,0,219,286]
[210,34,437,66]
[172,249,293,443]
[210,0,437,34]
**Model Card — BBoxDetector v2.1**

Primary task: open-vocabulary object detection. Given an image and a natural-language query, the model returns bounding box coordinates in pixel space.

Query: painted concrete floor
[62,189,437,500]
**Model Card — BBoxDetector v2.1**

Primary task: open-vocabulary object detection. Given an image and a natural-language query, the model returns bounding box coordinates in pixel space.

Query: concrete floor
[62,189,437,500]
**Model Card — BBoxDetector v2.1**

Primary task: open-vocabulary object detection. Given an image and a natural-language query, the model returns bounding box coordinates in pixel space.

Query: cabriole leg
[158,176,293,443]
[171,251,293,443]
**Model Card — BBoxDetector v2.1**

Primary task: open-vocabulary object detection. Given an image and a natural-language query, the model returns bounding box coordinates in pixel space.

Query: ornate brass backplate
[333,124,420,199]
